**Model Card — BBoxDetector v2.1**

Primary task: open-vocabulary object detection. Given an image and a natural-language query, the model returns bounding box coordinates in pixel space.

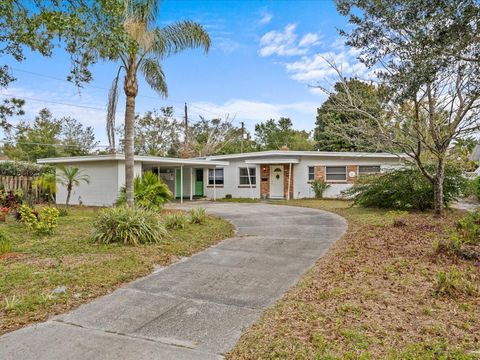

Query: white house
[37,150,405,206]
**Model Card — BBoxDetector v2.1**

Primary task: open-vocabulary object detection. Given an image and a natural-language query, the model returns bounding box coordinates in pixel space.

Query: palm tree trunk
[124,55,138,208]
[124,95,136,207]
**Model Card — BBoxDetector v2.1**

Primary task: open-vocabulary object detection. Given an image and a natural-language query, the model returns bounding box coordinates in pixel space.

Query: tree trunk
[123,56,138,208]
[433,158,445,217]
[66,185,72,209]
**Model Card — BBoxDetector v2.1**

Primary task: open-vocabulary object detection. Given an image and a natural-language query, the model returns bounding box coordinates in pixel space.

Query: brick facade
[260,165,270,198]
[347,165,358,184]
[314,165,358,184]
[283,164,294,199]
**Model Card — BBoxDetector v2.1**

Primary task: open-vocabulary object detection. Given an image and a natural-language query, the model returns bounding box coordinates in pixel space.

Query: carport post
[190,167,193,201]
[180,165,184,204]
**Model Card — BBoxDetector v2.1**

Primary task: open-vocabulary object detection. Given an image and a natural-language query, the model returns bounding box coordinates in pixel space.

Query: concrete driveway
[0,202,346,360]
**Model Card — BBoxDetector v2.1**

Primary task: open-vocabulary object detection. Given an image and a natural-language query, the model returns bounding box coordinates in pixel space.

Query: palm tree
[56,166,90,209]
[107,0,210,207]
[33,173,57,204]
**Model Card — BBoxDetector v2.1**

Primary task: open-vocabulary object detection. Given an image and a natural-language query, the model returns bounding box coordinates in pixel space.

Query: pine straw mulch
[228,202,480,360]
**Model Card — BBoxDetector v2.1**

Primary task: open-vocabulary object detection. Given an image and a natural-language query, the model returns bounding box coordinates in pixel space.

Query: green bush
[0,161,53,177]
[342,164,467,211]
[311,179,330,199]
[434,269,478,297]
[19,205,59,235]
[456,209,480,245]
[163,213,188,230]
[189,208,207,224]
[91,206,168,245]
[117,171,173,210]
[466,176,480,200]
[0,231,12,254]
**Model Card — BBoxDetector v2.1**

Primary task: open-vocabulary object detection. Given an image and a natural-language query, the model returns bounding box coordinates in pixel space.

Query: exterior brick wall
[347,165,358,184]
[314,166,325,181]
[260,165,269,198]
[283,164,294,199]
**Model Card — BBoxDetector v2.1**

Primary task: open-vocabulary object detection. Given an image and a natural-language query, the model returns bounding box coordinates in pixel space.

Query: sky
[1,0,369,148]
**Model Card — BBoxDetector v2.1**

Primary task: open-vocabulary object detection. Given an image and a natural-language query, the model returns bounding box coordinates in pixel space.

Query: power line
[9,66,229,119]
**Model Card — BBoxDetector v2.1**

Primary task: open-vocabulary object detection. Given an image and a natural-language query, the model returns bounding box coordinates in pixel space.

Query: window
[326,166,347,181]
[239,167,256,185]
[208,168,224,185]
[359,165,381,175]
[308,166,315,181]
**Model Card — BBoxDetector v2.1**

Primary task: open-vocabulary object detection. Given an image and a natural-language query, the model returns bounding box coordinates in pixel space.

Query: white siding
[56,161,120,206]
[293,156,404,198]
[204,159,260,199]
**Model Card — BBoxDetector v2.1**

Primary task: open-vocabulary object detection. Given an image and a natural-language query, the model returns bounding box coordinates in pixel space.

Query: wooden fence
[0,175,43,203]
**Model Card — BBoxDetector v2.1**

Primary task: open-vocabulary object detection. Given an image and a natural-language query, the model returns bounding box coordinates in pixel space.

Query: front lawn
[228,199,480,359]
[0,207,234,334]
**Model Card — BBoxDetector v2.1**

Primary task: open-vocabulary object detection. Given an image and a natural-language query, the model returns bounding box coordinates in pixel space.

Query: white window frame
[358,165,381,176]
[208,168,224,185]
[325,166,347,182]
[307,166,315,181]
[239,167,256,185]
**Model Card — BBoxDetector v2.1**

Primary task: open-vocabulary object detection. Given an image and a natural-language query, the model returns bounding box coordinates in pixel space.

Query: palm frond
[107,66,123,151]
[153,20,211,57]
[139,57,168,96]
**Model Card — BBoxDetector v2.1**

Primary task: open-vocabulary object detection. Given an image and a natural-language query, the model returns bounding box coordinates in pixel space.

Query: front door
[175,168,181,198]
[195,169,204,196]
[270,165,284,198]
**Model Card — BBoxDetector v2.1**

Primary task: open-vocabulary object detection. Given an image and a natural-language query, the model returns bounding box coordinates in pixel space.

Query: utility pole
[184,102,188,147]
[240,122,245,153]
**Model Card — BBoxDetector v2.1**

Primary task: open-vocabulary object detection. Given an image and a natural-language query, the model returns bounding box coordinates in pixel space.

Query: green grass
[0,206,234,333]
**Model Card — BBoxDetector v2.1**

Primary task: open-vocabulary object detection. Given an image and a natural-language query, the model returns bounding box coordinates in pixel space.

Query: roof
[37,154,229,167]
[202,150,406,160]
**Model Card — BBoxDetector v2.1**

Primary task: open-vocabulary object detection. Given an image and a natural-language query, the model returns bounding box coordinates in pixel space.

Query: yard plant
[117,171,172,210]
[311,179,330,199]
[91,206,168,245]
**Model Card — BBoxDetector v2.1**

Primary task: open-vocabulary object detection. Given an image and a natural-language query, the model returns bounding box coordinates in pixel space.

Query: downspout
[190,167,193,201]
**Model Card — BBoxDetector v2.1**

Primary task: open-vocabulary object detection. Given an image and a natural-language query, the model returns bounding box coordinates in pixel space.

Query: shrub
[434,269,478,297]
[163,213,188,230]
[19,204,59,235]
[189,208,207,224]
[91,206,168,245]
[342,164,467,211]
[467,176,480,200]
[0,161,53,177]
[0,231,12,254]
[311,179,330,199]
[456,209,480,245]
[117,171,173,210]
[0,189,24,208]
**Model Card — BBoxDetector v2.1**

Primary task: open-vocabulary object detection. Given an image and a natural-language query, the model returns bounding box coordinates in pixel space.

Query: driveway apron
[0,202,347,360]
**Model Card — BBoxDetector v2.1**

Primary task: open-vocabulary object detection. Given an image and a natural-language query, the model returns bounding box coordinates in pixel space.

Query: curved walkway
[0,202,347,360]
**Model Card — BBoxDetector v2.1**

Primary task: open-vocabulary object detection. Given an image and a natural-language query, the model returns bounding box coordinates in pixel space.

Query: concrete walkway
[0,202,347,360]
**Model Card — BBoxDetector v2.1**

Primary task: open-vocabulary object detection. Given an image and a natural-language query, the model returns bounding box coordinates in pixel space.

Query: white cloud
[214,37,240,54]
[259,24,320,57]
[259,12,273,25]
[284,40,371,86]
[189,99,320,131]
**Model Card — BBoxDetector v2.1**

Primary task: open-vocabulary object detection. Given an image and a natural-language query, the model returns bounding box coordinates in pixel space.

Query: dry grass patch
[228,199,480,359]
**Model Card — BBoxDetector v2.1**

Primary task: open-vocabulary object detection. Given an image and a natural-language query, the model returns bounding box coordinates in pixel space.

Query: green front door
[195,169,204,196]
[175,168,181,198]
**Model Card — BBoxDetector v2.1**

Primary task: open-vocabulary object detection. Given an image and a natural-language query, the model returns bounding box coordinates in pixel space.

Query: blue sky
[1,0,368,146]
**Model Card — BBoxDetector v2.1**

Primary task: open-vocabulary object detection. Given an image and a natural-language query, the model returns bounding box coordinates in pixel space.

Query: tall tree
[180,116,241,157]
[106,0,210,207]
[315,79,384,152]
[331,0,480,216]
[1,1,126,127]
[255,117,314,151]
[3,108,98,160]
[133,107,180,156]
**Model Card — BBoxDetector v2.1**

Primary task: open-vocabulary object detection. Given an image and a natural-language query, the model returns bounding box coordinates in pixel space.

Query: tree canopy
[255,117,314,151]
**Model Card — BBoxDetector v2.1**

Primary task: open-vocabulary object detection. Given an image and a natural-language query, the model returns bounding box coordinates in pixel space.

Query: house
[37,150,404,206]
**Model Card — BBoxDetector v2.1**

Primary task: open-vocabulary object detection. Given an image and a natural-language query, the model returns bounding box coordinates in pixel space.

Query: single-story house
[37,150,405,206]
